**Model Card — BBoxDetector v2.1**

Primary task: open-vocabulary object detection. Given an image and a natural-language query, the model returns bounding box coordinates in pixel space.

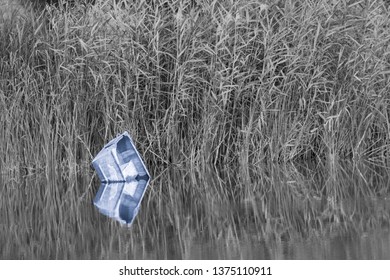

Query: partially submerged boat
[92,131,150,225]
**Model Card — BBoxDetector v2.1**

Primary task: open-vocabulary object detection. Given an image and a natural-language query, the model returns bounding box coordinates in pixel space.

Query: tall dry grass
[2,0,390,178]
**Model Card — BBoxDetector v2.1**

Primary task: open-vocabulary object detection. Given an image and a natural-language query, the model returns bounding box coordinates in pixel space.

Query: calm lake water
[1,160,390,259]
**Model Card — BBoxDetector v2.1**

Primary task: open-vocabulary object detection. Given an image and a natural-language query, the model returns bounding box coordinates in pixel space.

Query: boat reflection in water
[92,131,150,225]
[94,179,149,225]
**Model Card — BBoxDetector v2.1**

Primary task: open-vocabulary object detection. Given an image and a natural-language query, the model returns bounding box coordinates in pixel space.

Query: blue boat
[92,132,150,225]
[92,131,150,183]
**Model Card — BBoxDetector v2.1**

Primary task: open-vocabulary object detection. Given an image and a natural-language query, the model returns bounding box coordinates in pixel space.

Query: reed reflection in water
[1,160,390,259]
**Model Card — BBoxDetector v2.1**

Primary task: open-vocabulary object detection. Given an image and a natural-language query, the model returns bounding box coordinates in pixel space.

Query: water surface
[1,160,390,259]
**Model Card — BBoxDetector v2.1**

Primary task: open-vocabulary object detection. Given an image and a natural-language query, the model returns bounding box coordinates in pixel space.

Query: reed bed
[1,0,390,174]
[1,0,390,258]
